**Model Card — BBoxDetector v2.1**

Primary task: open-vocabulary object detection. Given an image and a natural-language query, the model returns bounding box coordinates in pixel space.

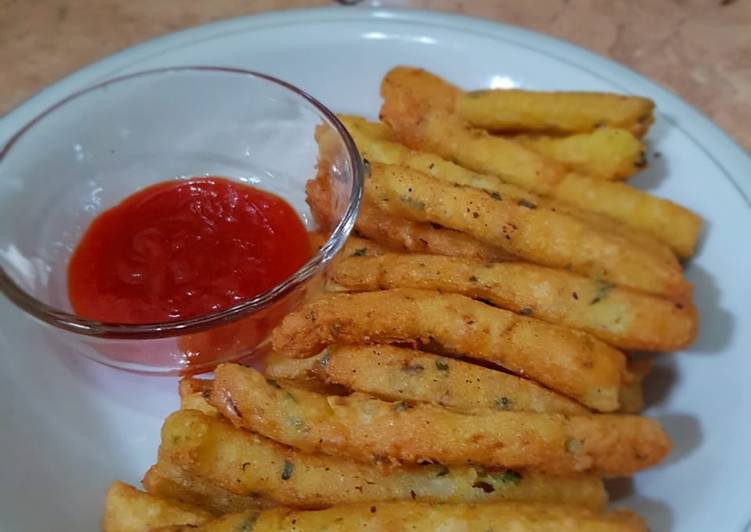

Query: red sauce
[68,177,311,324]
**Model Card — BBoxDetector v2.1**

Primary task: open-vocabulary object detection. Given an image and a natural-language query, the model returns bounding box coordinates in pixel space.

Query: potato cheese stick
[342,115,676,265]
[356,199,514,262]
[272,288,625,411]
[328,254,698,351]
[507,128,646,181]
[102,481,211,532]
[211,364,670,476]
[618,358,653,414]
[307,173,511,261]
[457,88,654,137]
[158,502,646,532]
[338,234,391,257]
[380,68,701,257]
[337,113,396,141]
[268,345,588,414]
[366,163,688,299]
[142,463,275,515]
[179,379,218,417]
[161,410,607,509]
[553,173,701,259]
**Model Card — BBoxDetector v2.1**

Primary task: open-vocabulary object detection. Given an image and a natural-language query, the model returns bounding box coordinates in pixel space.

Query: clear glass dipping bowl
[0,67,363,375]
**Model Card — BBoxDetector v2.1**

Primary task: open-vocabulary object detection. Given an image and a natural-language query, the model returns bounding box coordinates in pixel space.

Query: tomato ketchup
[68,177,311,324]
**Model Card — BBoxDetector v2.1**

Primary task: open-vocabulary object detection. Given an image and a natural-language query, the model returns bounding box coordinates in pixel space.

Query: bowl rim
[0,65,364,339]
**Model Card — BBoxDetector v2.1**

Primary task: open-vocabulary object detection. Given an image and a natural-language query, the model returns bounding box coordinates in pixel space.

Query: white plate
[1,8,749,532]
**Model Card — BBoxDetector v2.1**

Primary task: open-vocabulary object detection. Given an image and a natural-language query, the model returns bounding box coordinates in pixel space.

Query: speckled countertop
[1,0,749,149]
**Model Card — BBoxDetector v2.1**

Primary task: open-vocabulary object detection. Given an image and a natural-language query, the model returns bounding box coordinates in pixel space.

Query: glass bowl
[0,66,363,375]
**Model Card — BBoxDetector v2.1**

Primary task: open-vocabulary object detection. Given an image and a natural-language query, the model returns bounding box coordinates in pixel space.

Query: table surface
[1,0,749,150]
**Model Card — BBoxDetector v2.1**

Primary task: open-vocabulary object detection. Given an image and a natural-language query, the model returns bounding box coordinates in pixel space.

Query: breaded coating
[142,463,275,515]
[328,253,698,351]
[266,345,588,415]
[341,115,676,266]
[160,410,607,509]
[162,502,646,532]
[179,379,218,417]
[458,88,654,137]
[337,113,396,141]
[380,67,701,257]
[366,163,689,299]
[307,171,511,262]
[211,365,670,476]
[272,289,625,411]
[356,199,513,262]
[102,481,210,532]
[618,357,653,414]
[507,128,645,181]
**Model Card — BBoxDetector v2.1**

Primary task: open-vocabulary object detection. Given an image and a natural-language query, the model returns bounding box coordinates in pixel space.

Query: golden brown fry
[357,199,513,261]
[264,351,322,380]
[289,345,588,414]
[102,481,210,532]
[380,68,559,187]
[380,68,701,258]
[508,127,645,181]
[162,410,607,509]
[262,352,350,396]
[338,235,391,257]
[378,66,461,113]
[212,364,670,476]
[272,289,625,411]
[342,113,527,193]
[554,173,700,259]
[143,462,275,515]
[178,379,218,417]
[159,502,646,532]
[343,115,676,266]
[307,169,511,262]
[457,88,654,137]
[366,162,689,300]
[336,113,395,141]
[305,169,339,230]
[328,253,698,351]
[619,358,653,414]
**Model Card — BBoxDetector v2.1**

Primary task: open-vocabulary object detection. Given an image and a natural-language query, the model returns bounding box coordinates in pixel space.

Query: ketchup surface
[68,177,311,324]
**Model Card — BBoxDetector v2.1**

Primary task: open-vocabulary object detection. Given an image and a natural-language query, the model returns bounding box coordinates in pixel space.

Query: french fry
[179,378,218,417]
[262,353,351,396]
[366,162,688,300]
[619,358,653,414]
[507,127,646,181]
[143,462,275,514]
[276,345,588,414]
[338,234,391,257]
[272,289,625,411]
[357,199,513,261]
[157,502,646,532]
[378,66,461,113]
[264,351,322,380]
[102,481,210,532]
[343,115,676,266]
[161,410,607,509]
[211,364,670,476]
[151,511,260,532]
[328,253,697,351]
[457,88,654,137]
[554,173,700,259]
[308,171,511,261]
[380,67,701,258]
[337,113,395,141]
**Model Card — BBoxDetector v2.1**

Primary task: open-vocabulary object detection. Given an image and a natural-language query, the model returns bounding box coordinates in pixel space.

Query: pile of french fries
[103,67,701,531]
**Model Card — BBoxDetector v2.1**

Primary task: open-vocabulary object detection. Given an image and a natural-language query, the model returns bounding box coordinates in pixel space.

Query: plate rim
[1,6,749,208]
